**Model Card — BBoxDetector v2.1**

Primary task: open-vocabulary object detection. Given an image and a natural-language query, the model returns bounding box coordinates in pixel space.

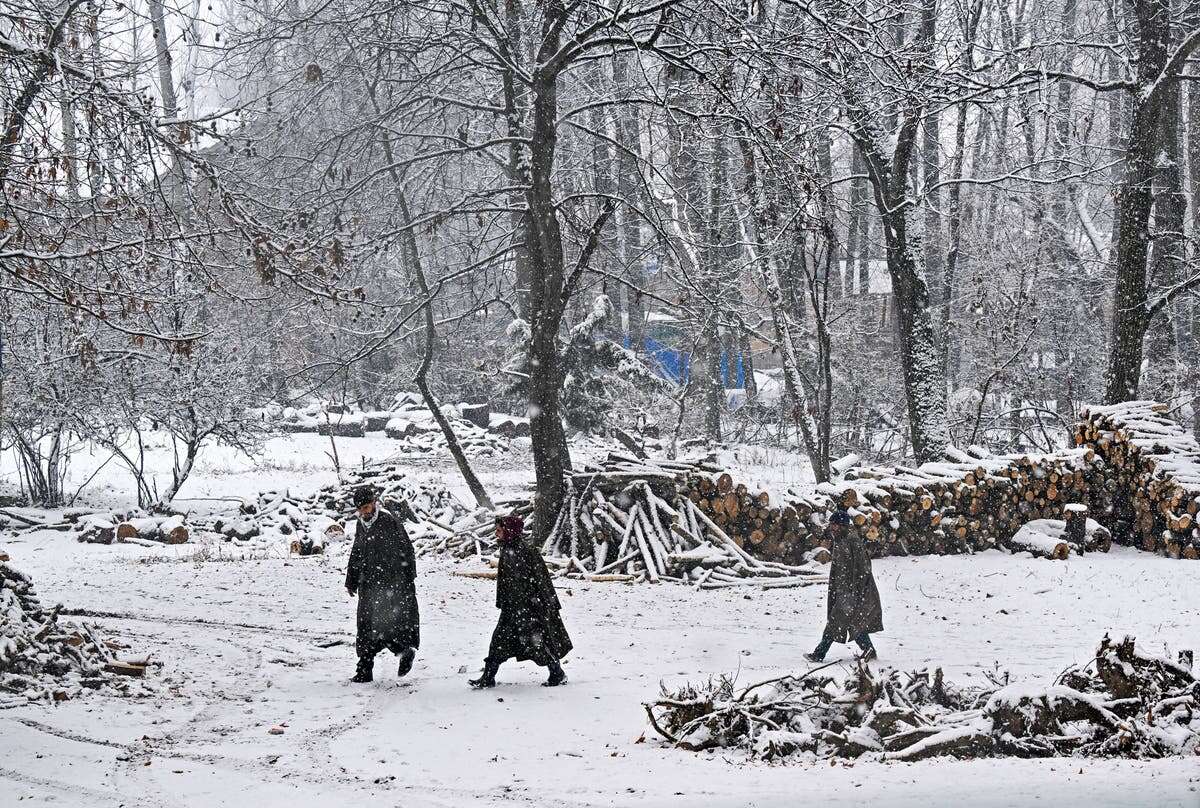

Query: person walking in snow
[469,515,572,688]
[804,509,882,663]
[345,485,420,683]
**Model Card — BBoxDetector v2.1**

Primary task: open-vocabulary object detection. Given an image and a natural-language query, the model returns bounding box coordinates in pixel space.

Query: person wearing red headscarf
[469,514,572,688]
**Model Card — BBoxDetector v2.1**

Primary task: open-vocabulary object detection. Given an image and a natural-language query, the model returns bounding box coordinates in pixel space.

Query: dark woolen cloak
[825,529,884,641]
[486,538,572,665]
[345,508,420,658]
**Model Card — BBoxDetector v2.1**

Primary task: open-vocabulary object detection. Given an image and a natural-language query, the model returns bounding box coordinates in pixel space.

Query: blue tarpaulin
[627,335,744,389]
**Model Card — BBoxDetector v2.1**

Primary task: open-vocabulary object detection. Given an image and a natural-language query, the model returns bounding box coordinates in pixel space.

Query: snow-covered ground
[1,437,1198,806]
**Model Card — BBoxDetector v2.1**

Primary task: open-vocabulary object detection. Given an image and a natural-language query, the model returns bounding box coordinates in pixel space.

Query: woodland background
[4,0,1200,537]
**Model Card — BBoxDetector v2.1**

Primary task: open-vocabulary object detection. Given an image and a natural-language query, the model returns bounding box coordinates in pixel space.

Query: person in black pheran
[469,515,572,688]
[804,508,883,663]
[345,485,420,683]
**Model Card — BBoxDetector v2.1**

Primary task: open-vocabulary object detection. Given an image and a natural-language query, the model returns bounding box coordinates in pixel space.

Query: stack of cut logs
[74,512,190,546]
[535,454,828,587]
[59,464,484,557]
[807,448,1112,560]
[1075,401,1200,559]
[669,448,1111,563]
[536,408,1200,571]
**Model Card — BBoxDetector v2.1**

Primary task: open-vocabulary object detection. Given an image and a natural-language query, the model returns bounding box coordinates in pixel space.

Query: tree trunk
[147,0,178,120]
[0,8,80,193]
[845,144,868,296]
[696,321,724,441]
[662,60,723,442]
[1145,57,1186,402]
[739,330,758,401]
[154,427,200,512]
[843,0,950,461]
[402,202,495,511]
[525,3,573,544]
[1104,0,1178,403]
[364,63,499,511]
[1189,1,1200,439]
[589,60,619,324]
[502,0,533,319]
[735,132,828,479]
[613,54,646,353]
[1050,0,1078,419]
[922,107,943,353]
[885,212,950,460]
[818,130,843,300]
[58,15,81,205]
[944,102,969,389]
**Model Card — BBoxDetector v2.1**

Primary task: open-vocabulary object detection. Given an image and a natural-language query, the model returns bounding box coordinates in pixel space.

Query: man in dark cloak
[345,485,420,683]
[805,509,883,662]
[469,515,572,688]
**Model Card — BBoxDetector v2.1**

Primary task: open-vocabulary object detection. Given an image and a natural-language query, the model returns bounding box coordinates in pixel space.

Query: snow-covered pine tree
[504,295,669,436]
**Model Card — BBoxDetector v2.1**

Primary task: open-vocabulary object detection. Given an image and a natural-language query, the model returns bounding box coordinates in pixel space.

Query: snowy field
[1,436,1198,807]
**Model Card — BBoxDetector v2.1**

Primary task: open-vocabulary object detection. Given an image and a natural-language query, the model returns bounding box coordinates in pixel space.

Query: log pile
[0,509,195,547]
[1,563,154,707]
[384,418,510,457]
[661,402,1200,563]
[535,397,1200,571]
[523,439,1129,584]
[201,464,484,555]
[679,469,816,565]
[537,454,828,587]
[73,512,190,546]
[661,447,1111,564]
[1075,401,1200,558]
[43,464,484,559]
[1007,515,1112,560]
[644,634,1199,762]
[818,450,1111,559]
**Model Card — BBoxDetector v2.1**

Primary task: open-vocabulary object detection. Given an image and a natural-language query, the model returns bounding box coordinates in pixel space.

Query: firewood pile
[72,512,190,546]
[527,454,828,587]
[1008,515,1112,560]
[643,401,1200,563]
[539,447,1114,575]
[199,464,484,555]
[658,402,1200,563]
[1,563,155,708]
[0,507,194,548]
[384,420,510,458]
[787,448,1111,561]
[38,464,487,559]
[1075,401,1200,559]
[644,634,1199,762]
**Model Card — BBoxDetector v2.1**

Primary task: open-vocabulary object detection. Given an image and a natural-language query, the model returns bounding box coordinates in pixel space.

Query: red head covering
[496,515,525,542]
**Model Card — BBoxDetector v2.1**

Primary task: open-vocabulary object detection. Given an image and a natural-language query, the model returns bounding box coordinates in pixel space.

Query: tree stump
[1064,504,1088,552]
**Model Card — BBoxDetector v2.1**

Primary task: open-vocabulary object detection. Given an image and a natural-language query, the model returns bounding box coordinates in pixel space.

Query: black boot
[350,657,374,683]
[543,660,567,687]
[397,647,415,677]
[468,659,499,689]
[854,633,877,662]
